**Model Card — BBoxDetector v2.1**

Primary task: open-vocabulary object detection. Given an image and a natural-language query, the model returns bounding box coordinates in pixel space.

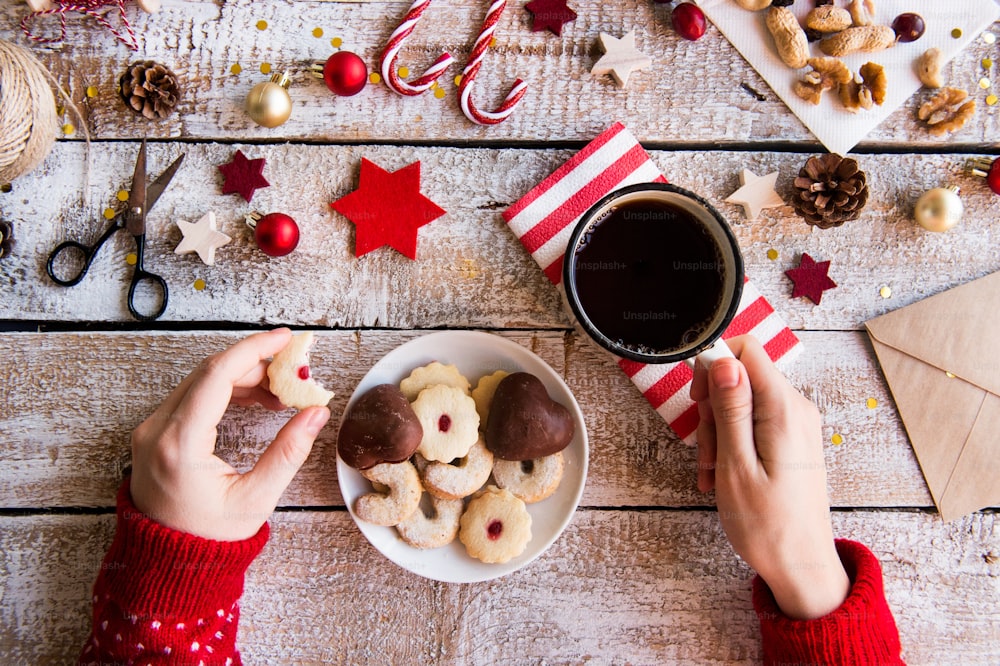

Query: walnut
[917,87,976,135]
[839,62,887,112]
[794,57,852,105]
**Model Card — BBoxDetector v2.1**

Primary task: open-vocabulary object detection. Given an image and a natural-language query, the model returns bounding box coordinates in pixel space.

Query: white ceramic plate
[337,331,589,583]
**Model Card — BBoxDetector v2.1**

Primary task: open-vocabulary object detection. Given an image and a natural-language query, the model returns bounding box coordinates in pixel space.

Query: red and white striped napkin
[502,122,801,444]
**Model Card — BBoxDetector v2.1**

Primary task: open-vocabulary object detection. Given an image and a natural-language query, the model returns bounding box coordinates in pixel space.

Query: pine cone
[791,153,869,228]
[119,60,180,119]
[0,219,14,260]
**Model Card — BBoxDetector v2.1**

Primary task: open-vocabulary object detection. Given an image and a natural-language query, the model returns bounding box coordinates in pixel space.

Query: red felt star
[218,150,269,203]
[525,0,577,36]
[785,253,837,305]
[331,159,446,259]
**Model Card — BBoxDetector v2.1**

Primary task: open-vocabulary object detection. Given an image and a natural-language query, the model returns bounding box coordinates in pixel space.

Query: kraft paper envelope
[865,271,1000,521]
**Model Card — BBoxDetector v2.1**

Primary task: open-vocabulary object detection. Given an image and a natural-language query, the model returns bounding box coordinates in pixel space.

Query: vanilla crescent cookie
[266,331,335,409]
[411,384,480,462]
[395,494,464,549]
[418,436,494,500]
[355,461,422,527]
[492,452,564,504]
[471,370,509,428]
[399,361,471,401]
[459,486,532,564]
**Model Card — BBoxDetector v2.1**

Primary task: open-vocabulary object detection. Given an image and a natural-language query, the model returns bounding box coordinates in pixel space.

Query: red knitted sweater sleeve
[79,479,268,666]
[753,539,904,665]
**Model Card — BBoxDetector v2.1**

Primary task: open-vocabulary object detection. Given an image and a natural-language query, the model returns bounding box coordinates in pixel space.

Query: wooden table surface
[1,1,999,664]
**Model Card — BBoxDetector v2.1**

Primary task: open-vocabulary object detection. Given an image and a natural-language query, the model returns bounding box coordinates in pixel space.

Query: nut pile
[733,0,976,133]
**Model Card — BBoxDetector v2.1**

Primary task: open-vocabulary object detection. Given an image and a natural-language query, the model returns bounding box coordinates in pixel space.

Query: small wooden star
[174,211,232,265]
[525,0,577,36]
[591,31,652,88]
[725,169,783,219]
[785,253,837,305]
[218,150,269,203]
[330,158,446,259]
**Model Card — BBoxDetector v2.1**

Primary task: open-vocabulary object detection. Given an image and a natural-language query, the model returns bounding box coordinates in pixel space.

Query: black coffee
[571,199,726,355]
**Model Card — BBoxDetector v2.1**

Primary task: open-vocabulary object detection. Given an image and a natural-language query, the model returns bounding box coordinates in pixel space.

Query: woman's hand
[129,328,330,541]
[691,335,849,620]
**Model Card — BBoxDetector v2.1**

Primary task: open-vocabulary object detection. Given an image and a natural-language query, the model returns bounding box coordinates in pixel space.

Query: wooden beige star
[725,169,784,219]
[591,31,652,88]
[174,211,232,266]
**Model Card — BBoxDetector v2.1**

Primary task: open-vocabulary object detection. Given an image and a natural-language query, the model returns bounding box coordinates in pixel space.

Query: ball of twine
[0,38,59,183]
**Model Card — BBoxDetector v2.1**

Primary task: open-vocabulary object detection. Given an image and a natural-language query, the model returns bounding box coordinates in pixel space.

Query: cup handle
[683,338,735,369]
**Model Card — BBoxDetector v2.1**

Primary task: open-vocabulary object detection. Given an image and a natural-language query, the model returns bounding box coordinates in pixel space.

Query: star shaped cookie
[725,169,784,220]
[330,159,446,259]
[525,0,577,36]
[218,150,269,203]
[591,31,651,88]
[174,211,232,265]
[785,253,837,305]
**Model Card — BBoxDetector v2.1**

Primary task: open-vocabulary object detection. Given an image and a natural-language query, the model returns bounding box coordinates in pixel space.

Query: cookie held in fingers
[355,461,422,526]
[338,384,423,470]
[266,331,335,409]
[485,372,574,461]
[459,486,532,564]
[412,384,480,462]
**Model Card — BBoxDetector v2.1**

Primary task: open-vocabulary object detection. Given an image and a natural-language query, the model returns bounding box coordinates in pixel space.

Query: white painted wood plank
[0,511,996,664]
[2,142,998,329]
[0,2,997,147]
[0,330,935,509]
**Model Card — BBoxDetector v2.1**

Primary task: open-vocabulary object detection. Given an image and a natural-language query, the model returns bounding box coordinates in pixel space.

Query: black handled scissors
[46,140,184,321]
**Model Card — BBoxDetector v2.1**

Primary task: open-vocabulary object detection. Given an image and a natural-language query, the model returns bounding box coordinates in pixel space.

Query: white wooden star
[724,169,784,220]
[591,31,652,88]
[174,211,232,266]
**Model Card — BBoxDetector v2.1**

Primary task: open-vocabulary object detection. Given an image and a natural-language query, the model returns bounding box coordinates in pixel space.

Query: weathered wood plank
[1,510,996,664]
[1,1,997,148]
[2,142,998,328]
[0,330,935,509]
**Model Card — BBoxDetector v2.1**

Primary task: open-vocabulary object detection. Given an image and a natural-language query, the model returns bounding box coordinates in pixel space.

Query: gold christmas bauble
[246,72,292,128]
[914,186,963,232]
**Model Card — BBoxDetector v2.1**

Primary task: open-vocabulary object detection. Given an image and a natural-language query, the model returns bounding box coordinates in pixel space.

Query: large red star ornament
[331,159,446,259]
[525,0,577,36]
[785,253,837,305]
[218,150,269,203]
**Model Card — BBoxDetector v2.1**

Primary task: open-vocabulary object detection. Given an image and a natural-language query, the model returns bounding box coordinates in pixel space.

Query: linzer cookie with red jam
[411,384,480,462]
[266,331,335,409]
[338,384,423,470]
[459,485,532,564]
[485,372,575,461]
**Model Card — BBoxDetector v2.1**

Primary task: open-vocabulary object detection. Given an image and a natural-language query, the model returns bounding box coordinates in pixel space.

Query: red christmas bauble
[323,51,368,97]
[255,212,299,257]
[988,159,1000,196]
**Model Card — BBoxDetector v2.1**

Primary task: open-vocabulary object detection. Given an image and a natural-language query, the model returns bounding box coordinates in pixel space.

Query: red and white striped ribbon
[458,0,527,125]
[21,1,137,51]
[502,122,801,445]
[379,0,454,96]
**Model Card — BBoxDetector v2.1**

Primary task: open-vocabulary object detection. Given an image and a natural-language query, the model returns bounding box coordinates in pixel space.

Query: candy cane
[379,0,454,96]
[21,1,138,51]
[458,0,527,125]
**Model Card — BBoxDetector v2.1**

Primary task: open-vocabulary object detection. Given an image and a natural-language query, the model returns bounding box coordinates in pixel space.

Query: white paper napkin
[696,0,1000,154]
